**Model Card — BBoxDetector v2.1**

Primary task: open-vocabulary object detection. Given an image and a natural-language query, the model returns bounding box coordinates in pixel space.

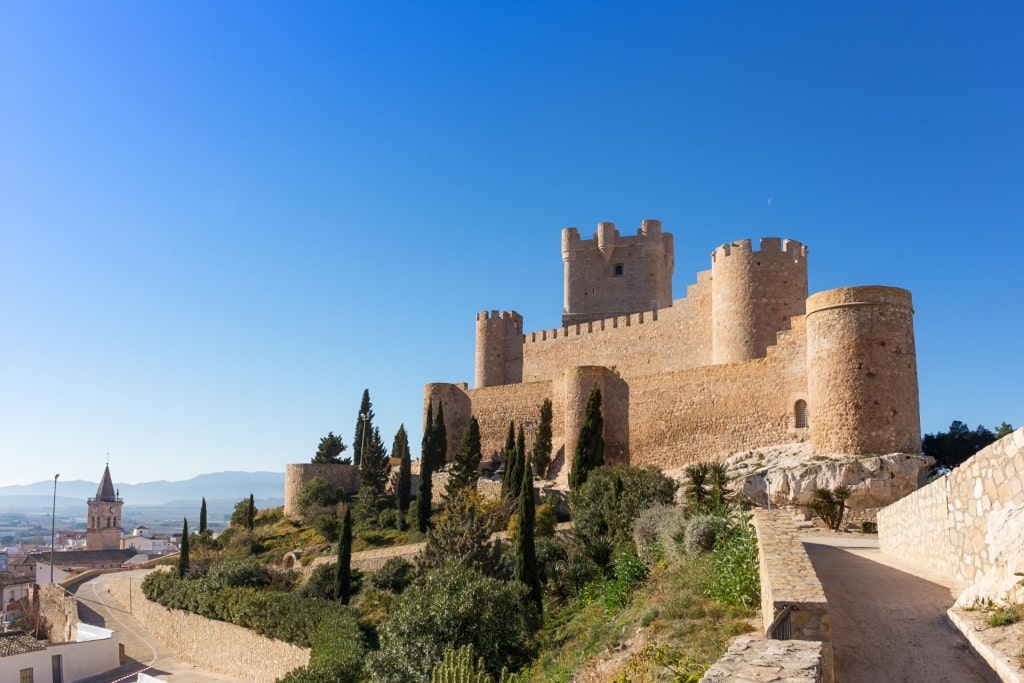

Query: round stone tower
[711,238,809,365]
[806,286,920,455]
[475,310,524,388]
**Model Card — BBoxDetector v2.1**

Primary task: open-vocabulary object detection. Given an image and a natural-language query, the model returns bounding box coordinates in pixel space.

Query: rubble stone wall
[878,428,1024,604]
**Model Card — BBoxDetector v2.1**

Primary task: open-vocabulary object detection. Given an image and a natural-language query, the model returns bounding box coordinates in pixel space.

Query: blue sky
[2,2,1021,486]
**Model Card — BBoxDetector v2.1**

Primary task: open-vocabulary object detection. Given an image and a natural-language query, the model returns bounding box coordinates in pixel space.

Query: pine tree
[178,518,189,578]
[199,497,207,534]
[449,417,482,493]
[353,389,375,467]
[335,505,353,603]
[246,493,256,531]
[417,403,435,533]
[515,454,542,614]
[501,421,517,500]
[313,431,348,464]
[569,385,604,490]
[394,425,412,514]
[532,398,554,479]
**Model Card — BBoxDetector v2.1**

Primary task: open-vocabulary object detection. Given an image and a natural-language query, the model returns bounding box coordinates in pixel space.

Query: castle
[424,219,921,480]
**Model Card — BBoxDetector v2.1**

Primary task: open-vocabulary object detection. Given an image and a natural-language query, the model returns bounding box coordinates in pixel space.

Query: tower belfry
[86,464,123,550]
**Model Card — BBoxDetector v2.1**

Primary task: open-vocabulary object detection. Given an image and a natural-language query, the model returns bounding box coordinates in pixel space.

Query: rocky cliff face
[724,444,933,514]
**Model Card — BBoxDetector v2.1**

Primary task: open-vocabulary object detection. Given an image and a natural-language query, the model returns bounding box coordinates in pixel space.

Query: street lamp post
[51,473,59,584]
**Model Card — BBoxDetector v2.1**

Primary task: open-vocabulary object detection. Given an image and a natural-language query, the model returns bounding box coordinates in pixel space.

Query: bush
[366,562,533,682]
[314,514,340,542]
[534,503,557,538]
[297,477,345,519]
[420,488,496,573]
[301,562,364,601]
[570,465,677,549]
[207,557,272,590]
[808,487,851,530]
[684,514,724,555]
[429,644,490,683]
[705,513,760,607]
[370,557,415,593]
[632,504,682,564]
[276,607,365,683]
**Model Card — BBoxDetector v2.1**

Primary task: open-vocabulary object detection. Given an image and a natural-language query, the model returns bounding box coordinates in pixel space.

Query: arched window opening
[795,399,809,428]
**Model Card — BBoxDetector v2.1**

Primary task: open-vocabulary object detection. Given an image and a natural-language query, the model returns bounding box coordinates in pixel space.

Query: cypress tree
[246,493,256,531]
[433,402,448,470]
[178,518,189,578]
[532,398,554,479]
[394,425,412,514]
[449,417,482,493]
[417,403,435,533]
[335,505,352,604]
[516,423,527,483]
[501,420,517,500]
[515,454,542,613]
[199,497,207,534]
[360,425,390,496]
[353,389,374,467]
[569,385,604,490]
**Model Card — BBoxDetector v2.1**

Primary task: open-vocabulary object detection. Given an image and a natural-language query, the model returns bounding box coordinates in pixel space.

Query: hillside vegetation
[147,462,760,682]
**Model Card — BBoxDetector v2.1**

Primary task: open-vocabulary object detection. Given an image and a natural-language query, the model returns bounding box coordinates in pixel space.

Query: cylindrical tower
[711,238,808,364]
[806,286,920,455]
[424,382,472,463]
[559,366,628,482]
[474,310,523,388]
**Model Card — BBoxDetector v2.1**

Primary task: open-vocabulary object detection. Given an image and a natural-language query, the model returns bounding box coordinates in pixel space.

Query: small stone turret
[561,219,674,326]
[711,238,808,365]
[475,311,524,389]
[806,286,920,455]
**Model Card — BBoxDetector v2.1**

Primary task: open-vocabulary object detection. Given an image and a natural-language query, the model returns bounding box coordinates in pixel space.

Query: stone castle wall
[440,222,920,480]
[878,428,1024,605]
[284,463,361,517]
[107,573,310,682]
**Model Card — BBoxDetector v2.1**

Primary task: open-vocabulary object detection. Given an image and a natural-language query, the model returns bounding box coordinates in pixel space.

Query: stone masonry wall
[284,463,361,517]
[878,428,1024,605]
[107,573,310,682]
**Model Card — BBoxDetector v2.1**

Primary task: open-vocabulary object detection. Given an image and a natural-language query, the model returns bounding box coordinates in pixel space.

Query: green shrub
[276,607,365,683]
[989,604,1021,627]
[207,557,272,590]
[370,557,415,593]
[705,513,760,607]
[534,503,557,538]
[366,562,533,682]
[314,514,340,542]
[684,514,723,555]
[632,504,679,564]
[570,465,677,549]
[429,644,490,683]
[860,520,877,534]
[808,487,851,530]
[297,477,345,518]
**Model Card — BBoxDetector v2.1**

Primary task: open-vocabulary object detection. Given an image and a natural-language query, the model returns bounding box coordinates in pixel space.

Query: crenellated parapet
[711,237,809,365]
[561,219,674,326]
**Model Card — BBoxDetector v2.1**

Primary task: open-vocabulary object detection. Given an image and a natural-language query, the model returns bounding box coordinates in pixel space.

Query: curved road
[803,536,998,683]
[71,570,249,683]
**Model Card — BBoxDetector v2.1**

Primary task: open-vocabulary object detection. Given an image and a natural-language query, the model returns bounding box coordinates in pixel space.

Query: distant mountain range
[0,471,285,513]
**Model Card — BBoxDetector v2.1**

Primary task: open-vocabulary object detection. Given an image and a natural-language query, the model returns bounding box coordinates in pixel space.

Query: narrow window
[794,400,809,428]
[20,668,34,683]
[613,264,624,276]
[52,655,63,683]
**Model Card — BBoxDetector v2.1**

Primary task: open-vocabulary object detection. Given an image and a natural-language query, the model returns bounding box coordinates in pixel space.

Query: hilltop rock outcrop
[724,443,933,514]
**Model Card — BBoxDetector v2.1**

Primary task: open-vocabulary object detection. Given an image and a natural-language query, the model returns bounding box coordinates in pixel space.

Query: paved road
[71,571,250,683]
[803,537,998,683]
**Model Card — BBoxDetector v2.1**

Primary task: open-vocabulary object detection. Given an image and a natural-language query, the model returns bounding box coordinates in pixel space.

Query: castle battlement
[525,308,660,344]
[477,310,523,323]
[711,237,808,262]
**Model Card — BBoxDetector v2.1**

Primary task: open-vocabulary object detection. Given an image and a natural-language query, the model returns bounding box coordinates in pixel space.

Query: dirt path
[804,538,998,683]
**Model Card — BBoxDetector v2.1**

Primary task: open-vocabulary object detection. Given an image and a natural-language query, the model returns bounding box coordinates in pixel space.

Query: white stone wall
[878,428,1024,605]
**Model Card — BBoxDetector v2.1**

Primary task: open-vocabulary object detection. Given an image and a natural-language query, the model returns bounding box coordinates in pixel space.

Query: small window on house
[794,400,809,428]
[20,668,34,683]
[613,264,624,276]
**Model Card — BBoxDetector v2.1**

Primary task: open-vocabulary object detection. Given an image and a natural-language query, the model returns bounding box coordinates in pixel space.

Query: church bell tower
[86,464,124,550]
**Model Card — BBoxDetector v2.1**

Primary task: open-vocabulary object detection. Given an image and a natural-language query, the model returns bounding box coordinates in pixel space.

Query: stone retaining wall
[699,510,831,683]
[878,428,1024,605]
[107,573,310,682]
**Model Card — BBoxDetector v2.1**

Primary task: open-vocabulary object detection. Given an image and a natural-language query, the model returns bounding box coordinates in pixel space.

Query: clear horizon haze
[2,2,1021,486]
